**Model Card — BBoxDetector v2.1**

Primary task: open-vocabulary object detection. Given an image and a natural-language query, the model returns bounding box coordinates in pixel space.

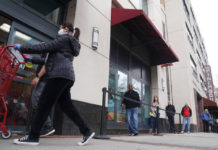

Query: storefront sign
[205,65,215,101]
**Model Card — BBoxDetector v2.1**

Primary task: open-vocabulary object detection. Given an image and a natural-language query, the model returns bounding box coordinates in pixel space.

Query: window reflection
[132,78,142,99]
[23,0,67,24]
[0,16,12,45]
[108,69,116,121]
[117,71,128,93]
[117,71,128,123]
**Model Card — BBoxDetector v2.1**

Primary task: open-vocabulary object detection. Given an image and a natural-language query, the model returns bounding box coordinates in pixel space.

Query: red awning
[111,8,179,66]
[203,98,217,107]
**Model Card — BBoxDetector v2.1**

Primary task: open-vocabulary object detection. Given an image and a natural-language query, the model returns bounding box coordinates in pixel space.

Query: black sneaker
[40,128,55,137]
[13,136,39,146]
[133,133,138,136]
[78,132,95,146]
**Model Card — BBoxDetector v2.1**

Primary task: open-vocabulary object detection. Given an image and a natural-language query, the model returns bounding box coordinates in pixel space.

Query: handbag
[149,112,156,117]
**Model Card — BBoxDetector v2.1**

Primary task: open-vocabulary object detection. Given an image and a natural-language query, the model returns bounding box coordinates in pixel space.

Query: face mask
[58,29,67,35]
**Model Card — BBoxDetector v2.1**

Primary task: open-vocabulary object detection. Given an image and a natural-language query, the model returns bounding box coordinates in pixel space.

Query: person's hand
[14,44,21,50]
[31,77,39,86]
[121,104,125,112]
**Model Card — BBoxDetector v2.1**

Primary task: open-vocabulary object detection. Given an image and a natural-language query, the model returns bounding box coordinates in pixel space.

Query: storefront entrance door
[0,16,50,133]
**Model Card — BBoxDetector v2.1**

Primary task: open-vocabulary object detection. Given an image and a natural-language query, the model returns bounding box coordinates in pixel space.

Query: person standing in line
[13,23,95,146]
[122,83,140,136]
[200,109,212,132]
[181,103,192,134]
[165,101,176,133]
[149,96,159,134]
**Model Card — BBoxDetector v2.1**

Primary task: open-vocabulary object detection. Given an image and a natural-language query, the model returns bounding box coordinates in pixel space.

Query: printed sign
[204,65,215,101]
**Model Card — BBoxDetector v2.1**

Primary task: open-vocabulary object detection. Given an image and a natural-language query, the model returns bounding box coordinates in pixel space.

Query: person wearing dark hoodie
[13,23,95,146]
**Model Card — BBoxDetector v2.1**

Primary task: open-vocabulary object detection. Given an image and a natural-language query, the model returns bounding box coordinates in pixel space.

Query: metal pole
[93,87,110,139]
[100,87,106,135]
[179,114,182,132]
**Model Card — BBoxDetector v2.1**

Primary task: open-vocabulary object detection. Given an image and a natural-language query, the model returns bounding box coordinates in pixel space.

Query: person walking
[13,23,95,146]
[29,54,55,137]
[200,109,212,132]
[181,103,192,134]
[149,96,159,134]
[166,101,176,133]
[122,83,140,136]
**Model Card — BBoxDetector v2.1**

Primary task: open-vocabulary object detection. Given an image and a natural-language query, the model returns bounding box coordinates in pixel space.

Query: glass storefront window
[117,71,128,123]
[23,0,67,24]
[108,39,151,129]
[0,16,12,45]
[132,78,142,99]
[107,65,116,121]
[117,71,128,93]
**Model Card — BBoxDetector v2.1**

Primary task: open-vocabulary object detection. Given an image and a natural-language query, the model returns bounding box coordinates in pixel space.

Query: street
[0,133,218,150]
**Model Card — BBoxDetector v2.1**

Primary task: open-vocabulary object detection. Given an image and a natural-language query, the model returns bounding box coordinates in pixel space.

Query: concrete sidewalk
[0,133,218,150]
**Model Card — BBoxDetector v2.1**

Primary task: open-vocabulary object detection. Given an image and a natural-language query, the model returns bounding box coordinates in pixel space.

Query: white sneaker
[78,132,95,146]
[181,131,184,134]
[187,131,190,134]
[13,136,39,146]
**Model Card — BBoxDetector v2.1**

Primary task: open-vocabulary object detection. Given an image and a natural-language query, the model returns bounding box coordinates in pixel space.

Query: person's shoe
[78,131,95,146]
[133,133,138,136]
[187,131,190,134]
[181,131,184,134]
[13,136,39,146]
[40,128,55,137]
[148,129,152,134]
[129,133,133,136]
[154,129,158,134]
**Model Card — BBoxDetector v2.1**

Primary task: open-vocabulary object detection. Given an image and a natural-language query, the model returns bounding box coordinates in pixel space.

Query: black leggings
[29,78,90,139]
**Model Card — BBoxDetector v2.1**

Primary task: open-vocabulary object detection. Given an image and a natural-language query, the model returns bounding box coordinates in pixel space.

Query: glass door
[5,21,50,132]
[0,15,12,45]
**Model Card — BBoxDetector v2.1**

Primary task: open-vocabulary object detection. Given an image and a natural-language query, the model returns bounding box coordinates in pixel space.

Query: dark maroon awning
[111,8,179,66]
[203,98,217,107]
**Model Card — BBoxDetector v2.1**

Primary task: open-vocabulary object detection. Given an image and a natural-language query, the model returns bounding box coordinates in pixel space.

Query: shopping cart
[0,45,25,139]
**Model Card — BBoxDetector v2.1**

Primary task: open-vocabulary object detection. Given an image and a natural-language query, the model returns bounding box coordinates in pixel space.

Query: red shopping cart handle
[6,45,26,64]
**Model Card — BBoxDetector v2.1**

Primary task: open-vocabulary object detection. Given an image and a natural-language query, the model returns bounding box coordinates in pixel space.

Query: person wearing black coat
[122,83,140,136]
[13,23,95,146]
[165,101,176,133]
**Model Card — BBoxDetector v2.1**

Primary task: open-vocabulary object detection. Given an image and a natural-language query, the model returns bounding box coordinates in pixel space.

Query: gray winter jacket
[20,35,80,81]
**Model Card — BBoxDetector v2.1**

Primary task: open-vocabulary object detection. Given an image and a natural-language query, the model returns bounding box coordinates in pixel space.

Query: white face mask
[58,29,67,35]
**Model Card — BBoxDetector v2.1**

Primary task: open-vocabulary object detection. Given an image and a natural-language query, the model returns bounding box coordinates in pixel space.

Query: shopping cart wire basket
[0,45,25,139]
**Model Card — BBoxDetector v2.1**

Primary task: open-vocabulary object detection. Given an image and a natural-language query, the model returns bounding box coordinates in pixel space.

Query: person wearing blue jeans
[126,107,138,134]
[181,117,190,132]
[181,103,192,134]
[122,84,140,136]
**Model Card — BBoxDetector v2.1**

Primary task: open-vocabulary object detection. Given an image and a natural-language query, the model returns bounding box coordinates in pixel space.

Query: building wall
[148,0,169,119]
[54,0,112,134]
[215,88,218,105]
[67,0,111,106]
[165,0,209,129]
